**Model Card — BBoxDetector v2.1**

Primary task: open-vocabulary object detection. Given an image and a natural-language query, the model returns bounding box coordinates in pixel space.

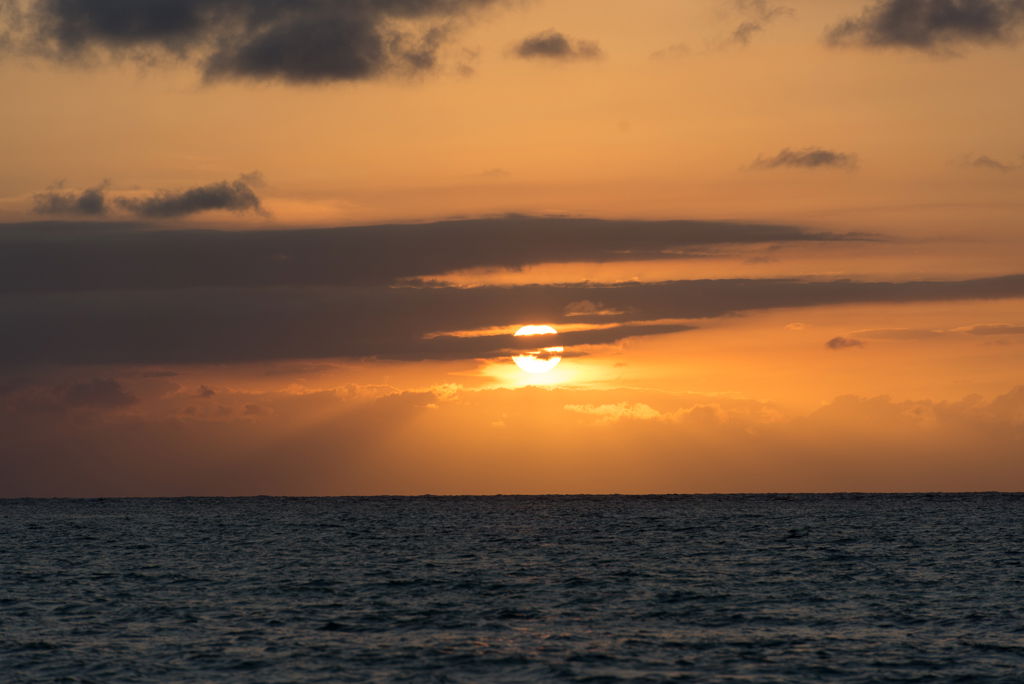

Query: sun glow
[512,325,563,374]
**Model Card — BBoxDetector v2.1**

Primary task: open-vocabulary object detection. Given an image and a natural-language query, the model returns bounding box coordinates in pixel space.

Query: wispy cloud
[961,154,1020,172]
[0,216,867,292]
[752,147,858,170]
[728,0,794,46]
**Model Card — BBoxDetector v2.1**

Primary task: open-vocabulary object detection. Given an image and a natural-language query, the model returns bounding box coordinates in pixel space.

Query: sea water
[2,494,1023,681]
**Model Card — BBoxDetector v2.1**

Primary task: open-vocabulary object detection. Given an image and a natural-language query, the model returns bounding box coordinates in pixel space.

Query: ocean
[2,494,1023,681]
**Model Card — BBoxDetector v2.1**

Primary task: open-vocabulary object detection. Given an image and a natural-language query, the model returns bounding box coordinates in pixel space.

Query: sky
[1,0,1023,496]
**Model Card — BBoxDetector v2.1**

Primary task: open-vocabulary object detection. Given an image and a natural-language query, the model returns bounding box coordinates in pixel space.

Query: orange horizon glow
[2,0,1023,495]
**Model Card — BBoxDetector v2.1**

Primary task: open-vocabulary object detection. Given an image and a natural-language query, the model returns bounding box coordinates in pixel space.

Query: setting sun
[512,325,564,374]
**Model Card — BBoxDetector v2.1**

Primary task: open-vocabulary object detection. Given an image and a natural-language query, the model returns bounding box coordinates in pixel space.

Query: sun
[512,325,563,374]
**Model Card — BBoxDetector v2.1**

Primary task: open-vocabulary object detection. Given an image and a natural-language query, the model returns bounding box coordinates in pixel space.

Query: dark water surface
[3,494,1024,682]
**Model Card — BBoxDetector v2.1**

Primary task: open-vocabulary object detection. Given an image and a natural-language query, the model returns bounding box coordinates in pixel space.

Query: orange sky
[1,0,1022,495]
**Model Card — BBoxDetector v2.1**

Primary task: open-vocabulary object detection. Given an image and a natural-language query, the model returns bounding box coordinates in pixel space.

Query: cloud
[114,178,266,218]
[2,274,1024,365]
[32,183,108,216]
[826,0,1024,51]
[966,154,1018,171]
[563,300,624,317]
[0,216,867,293]
[826,336,865,350]
[729,0,794,45]
[654,0,792,56]
[2,0,502,83]
[731,21,767,45]
[514,30,602,60]
[752,148,858,170]
[962,324,1024,335]
[563,402,665,423]
[851,327,944,340]
[833,323,1024,340]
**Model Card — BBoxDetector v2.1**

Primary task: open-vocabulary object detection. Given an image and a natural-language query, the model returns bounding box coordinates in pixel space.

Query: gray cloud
[3,274,1024,365]
[753,147,858,170]
[114,179,266,218]
[729,0,794,45]
[3,213,1021,367]
[969,155,1018,171]
[963,324,1024,335]
[826,0,1024,51]
[0,216,868,293]
[514,30,602,60]
[826,336,865,350]
[2,0,502,83]
[32,183,108,216]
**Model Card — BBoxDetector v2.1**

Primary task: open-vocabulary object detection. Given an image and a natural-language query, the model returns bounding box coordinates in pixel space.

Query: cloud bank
[0,216,865,293]
[1,213,1021,366]
[3,274,1024,365]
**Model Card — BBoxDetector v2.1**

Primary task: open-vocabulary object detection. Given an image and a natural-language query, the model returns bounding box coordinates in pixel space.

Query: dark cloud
[2,0,501,83]
[32,183,108,216]
[114,179,266,218]
[2,274,1024,365]
[826,0,1024,50]
[197,385,216,398]
[62,378,136,408]
[752,147,858,170]
[514,30,602,60]
[0,216,868,293]
[826,336,865,350]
